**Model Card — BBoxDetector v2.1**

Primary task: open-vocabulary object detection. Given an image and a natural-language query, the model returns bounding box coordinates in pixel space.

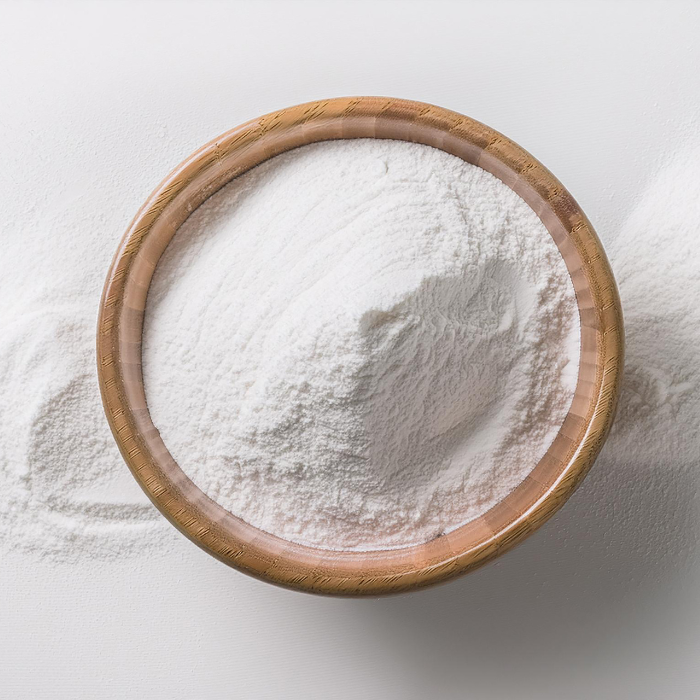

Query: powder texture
[0,181,170,562]
[603,148,700,472]
[0,310,164,560]
[143,140,580,550]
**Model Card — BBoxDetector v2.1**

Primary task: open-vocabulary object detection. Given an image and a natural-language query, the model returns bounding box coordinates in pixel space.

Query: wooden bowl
[97,97,623,596]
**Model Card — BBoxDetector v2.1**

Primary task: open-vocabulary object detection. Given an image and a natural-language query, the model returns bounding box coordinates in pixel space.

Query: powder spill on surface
[0,312,170,562]
[0,186,171,562]
[602,148,700,473]
[143,140,580,550]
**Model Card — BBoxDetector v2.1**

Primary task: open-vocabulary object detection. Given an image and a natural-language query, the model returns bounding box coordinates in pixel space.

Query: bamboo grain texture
[97,97,624,596]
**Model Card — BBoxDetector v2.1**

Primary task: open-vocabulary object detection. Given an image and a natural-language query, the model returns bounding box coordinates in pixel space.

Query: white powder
[5,134,695,563]
[0,175,170,562]
[0,309,166,561]
[143,139,580,550]
[602,148,700,477]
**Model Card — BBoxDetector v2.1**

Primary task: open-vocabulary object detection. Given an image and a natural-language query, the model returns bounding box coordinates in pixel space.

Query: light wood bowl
[97,97,623,596]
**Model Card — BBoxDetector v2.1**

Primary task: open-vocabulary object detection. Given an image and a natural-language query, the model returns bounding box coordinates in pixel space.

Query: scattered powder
[143,139,580,551]
[0,178,170,562]
[602,148,700,477]
[0,310,164,561]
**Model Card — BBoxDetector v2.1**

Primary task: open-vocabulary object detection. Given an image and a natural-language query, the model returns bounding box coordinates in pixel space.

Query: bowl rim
[96,96,624,596]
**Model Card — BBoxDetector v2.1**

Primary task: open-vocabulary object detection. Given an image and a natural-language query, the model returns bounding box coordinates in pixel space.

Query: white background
[2,1,699,697]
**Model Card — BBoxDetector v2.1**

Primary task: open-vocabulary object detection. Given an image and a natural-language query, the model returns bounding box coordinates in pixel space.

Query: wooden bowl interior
[98,98,622,595]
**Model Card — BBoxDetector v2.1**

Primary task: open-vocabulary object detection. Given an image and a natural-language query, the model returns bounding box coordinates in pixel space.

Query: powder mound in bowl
[143,139,580,551]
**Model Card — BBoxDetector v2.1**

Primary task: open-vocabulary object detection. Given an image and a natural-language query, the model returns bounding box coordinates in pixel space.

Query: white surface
[1,0,699,697]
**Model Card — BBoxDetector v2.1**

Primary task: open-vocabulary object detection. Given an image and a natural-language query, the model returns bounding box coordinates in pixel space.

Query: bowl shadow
[355,310,698,683]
